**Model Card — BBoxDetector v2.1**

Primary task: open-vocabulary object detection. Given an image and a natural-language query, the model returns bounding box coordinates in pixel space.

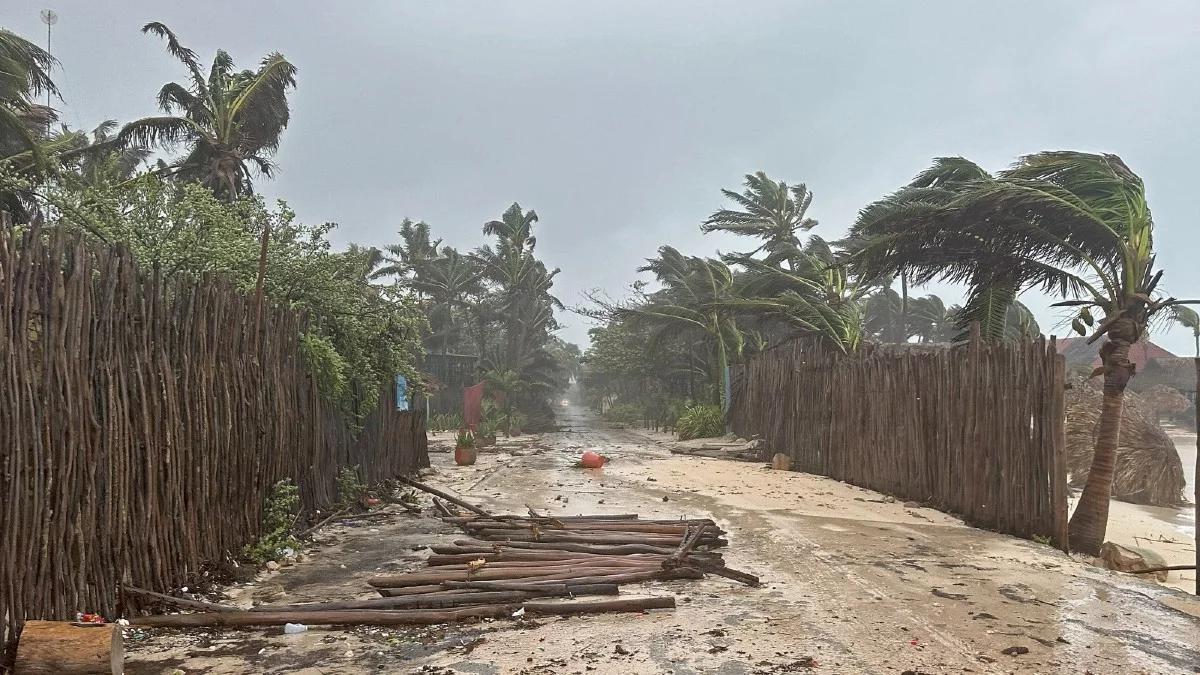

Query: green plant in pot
[454,429,477,466]
[476,419,499,447]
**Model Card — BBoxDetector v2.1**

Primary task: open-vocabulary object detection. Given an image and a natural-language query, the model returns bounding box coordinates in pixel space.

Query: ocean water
[1170,433,1196,537]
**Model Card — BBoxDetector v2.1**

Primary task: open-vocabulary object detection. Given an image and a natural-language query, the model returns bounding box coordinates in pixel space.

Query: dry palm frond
[1065,378,1186,506]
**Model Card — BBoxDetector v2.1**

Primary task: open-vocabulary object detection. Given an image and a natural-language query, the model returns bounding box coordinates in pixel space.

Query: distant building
[1137,357,1197,403]
[1055,337,1195,403]
[1054,337,1176,371]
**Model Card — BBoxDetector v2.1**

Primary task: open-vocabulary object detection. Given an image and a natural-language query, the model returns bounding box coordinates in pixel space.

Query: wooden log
[398,477,493,518]
[665,524,707,569]
[425,551,723,566]
[438,582,619,595]
[122,585,238,612]
[433,567,705,591]
[458,520,723,535]
[687,559,761,587]
[14,621,123,674]
[441,541,690,556]
[256,583,624,610]
[368,565,645,588]
[130,597,676,628]
[429,552,662,566]
[298,506,351,537]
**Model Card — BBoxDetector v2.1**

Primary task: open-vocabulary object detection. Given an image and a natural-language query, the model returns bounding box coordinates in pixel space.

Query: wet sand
[126,409,1200,673]
[1099,431,1197,593]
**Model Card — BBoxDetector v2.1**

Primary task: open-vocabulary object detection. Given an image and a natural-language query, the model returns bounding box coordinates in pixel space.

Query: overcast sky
[6,1,1199,352]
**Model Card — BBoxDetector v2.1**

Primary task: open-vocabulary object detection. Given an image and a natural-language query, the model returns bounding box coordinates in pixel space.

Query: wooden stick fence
[0,225,428,650]
[728,335,1067,547]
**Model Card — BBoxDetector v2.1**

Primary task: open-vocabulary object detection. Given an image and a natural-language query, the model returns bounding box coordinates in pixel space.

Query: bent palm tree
[849,150,1195,553]
[1169,306,1199,356]
[624,247,745,407]
[702,171,818,270]
[117,22,296,199]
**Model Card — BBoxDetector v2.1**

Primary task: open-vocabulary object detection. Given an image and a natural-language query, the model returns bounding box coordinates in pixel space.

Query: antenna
[40,9,57,117]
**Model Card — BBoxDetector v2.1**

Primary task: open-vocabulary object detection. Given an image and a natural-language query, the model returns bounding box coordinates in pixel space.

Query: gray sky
[6,1,1199,352]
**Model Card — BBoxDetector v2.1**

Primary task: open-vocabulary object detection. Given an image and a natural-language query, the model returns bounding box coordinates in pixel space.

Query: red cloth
[463,383,485,431]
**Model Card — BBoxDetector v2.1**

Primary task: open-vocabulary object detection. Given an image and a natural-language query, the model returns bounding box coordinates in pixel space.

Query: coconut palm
[414,247,485,354]
[1169,306,1199,356]
[623,246,745,406]
[845,157,1049,342]
[733,235,868,353]
[702,171,818,270]
[373,219,442,282]
[0,28,57,161]
[116,23,296,200]
[848,150,1195,553]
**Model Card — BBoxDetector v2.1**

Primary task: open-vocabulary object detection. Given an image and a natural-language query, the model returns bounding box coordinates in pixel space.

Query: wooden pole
[1194,357,1198,596]
[130,597,676,628]
[398,476,493,519]
[122,585,238,613]
[14,621,123,674]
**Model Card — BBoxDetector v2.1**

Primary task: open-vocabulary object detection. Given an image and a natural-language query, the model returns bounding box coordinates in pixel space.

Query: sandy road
[127,407,1200,674]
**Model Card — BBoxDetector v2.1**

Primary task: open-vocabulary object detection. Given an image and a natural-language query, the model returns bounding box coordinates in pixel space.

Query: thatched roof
[1065,378,1186,506]
[1133,357,1197,395]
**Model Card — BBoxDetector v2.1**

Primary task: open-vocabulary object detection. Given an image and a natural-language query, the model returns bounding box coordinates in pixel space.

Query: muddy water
[126,407,1200,674]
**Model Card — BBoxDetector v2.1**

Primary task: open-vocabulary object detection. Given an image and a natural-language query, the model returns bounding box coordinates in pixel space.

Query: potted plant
[477,420,498,447]
[507,412,527,437]
[454,429,477,466]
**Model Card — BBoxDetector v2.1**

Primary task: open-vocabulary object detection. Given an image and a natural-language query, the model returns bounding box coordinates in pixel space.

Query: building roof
[1055,337,1176,370]
[1135,357,1197,394]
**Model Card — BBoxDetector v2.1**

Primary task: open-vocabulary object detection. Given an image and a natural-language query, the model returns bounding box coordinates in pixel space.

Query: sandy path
[126,408,1200,674]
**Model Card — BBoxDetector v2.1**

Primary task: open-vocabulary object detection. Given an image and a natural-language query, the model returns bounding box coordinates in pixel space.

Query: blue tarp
[395,374,410,411]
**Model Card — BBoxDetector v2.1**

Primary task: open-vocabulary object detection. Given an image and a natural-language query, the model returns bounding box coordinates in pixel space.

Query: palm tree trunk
[1067,320,1137,554]
[900,271,909,343]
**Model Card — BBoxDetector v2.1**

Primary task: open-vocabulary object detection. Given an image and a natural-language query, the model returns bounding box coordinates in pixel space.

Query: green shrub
[676,404,725,441]
[244,479,301,564]
[336,465,367,506]
[604,402,644,426]
[429,413,464,432]
[456,429,475,448]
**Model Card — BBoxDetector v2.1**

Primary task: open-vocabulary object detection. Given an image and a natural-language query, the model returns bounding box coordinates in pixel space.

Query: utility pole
[40,10,56,115]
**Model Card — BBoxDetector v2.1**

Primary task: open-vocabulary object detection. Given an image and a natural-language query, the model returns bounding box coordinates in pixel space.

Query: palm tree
[733,235,868,353]
[624,246,745,407]
[0,28,57,161]
[1170,306,1199,356]
[373,219,442,282]
[116,23,296,200]
[484,202,538,256]
[414,247,485,354]
[702,171,818,270]
[846,157,1051,342]
[848,150,1195,553]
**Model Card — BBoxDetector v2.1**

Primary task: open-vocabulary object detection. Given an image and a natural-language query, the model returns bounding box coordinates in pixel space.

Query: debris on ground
[125,477,761,630]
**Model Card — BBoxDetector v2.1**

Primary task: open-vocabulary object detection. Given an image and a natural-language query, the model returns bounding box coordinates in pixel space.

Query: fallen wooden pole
[130,597,676,628]
[368,565,649,588]
[299,507,352,537]
[688,559,761,586]
[122,585,238,613]
[251,585,619,611]
[438,581,619,594]
[1128,565,1196,574]
[398,476,493,519]
[441,541,690,556]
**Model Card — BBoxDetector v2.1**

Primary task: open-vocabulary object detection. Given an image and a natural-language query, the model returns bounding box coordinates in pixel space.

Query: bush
[244,479,301,564]
[336,465,367,506]
[429,413,464,432]
[676,404,725,441]
[604,403,644,426]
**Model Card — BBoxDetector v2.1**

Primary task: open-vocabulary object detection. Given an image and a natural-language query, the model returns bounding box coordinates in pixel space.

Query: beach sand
[1086,429,1197,593]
